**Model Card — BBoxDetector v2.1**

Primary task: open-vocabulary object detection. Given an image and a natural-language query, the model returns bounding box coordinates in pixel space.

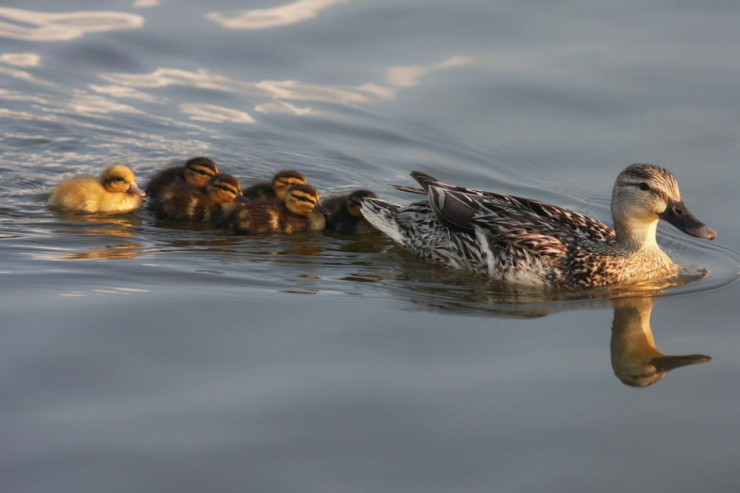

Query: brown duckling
[145,156,219,199]
[243,169,307,201]
[221,184,328,234]
[48,164,145,213]
[321,189,379,235]
[151,173,247,222]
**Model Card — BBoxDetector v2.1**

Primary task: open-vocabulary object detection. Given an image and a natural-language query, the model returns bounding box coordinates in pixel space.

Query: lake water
[2,1,740,492]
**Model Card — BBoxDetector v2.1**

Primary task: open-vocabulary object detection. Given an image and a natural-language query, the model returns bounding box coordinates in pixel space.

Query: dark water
[2,1,740,492]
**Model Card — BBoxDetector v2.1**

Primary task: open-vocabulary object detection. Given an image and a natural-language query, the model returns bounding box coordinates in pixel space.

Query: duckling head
[611,163,715,248]
[285,184,329,215]
[101,165,145,196]
[206,173,248,203]
[272,170,307,200]
[184,157,219,187]
[345,189,377,217]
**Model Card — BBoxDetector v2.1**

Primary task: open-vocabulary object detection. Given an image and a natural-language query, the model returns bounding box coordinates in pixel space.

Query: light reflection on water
[2,1,740,492]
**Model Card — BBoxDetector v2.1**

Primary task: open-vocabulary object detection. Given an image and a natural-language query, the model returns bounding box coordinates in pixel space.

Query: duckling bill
[48,164,145,214]
[221,184,328,234]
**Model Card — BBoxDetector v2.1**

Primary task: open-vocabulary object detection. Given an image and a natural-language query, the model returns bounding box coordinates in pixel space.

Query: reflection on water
[0,7,143,42]
[610,297,711,388]
[207,0,347,30]
[179,103,256,124]
[0,52,41,68]
[381,249,708,316]
[99,55,474,119]
[61,242,142,260]
[33,214,143,260]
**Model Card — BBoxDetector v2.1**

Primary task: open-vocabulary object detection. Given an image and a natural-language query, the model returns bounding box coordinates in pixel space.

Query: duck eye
[112,177,124,183]
[639,182,650,191]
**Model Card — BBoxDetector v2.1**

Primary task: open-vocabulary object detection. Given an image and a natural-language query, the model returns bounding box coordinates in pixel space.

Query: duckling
[321,189,379,235]
[150,173,247,222]
[145,156,218,199]
[243,169,307,201]
[221,184,328,234]
[48,164,145,213]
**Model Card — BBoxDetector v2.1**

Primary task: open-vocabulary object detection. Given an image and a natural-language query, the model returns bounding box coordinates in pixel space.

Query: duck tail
[409,171,441,191]
[360,198,404,242]
[387,184,425,195]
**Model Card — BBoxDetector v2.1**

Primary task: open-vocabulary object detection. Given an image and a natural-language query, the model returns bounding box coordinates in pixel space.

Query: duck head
[285,184,329,215]
[183,157,219,187]
[611,163,715,248]
[206,174,248,203]
[101,165,145,196]
[272,170,307,200]
[345,189,377,217]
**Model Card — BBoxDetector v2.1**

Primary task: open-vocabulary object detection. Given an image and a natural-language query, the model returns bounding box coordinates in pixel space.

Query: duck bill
[236,194,250,204]
[128,183,146,196]
[651,354,711,373]
[659,200,716,240]
[315,205,331,215]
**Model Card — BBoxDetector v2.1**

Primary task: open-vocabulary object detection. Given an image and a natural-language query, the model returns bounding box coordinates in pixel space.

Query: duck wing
[391,171,615,244]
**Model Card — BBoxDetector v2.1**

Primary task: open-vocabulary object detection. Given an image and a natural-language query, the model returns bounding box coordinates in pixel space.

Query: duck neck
[613,217,660,251]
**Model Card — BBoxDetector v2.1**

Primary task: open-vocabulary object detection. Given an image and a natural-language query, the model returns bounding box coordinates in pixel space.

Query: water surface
[2,1,740,492]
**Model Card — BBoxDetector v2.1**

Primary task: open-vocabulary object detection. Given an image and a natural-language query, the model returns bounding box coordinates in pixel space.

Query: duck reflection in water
[610,297,710,388]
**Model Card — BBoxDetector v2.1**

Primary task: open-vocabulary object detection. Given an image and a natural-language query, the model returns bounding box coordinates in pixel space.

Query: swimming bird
[243,170,307,202]
[48,164,145,214]
[220,184,328,234]
[360,164,716,289]
[150,173,247,222]
[145,156,218,199]
[321,189,379,235]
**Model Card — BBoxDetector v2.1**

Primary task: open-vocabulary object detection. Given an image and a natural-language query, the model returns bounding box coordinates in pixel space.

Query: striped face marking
[272,170,307,199]
[286,185,320,215]
[184,158,218,186]
[207,174,243,203]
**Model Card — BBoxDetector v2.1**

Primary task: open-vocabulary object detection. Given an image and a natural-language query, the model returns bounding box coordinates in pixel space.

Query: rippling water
[2,2,740,492]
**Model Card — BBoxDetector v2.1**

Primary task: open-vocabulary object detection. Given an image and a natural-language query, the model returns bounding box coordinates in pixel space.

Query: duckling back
[220,202,326,235]
[48,165,144,214]
[146,157,218,199]
[150,173,243,223]
[221,184,326,234]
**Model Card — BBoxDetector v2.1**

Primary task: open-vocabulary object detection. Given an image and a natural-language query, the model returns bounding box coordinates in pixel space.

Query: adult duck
[360,164,716,289]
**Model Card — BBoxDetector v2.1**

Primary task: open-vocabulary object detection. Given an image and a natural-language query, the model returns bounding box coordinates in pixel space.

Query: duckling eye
[639,182,650,191]
[111,177,124,183]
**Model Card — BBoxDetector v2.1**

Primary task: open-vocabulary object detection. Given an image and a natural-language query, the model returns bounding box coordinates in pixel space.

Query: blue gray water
[1,1,739,492]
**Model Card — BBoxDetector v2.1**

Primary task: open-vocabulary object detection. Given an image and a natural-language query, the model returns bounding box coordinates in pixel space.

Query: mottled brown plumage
[150,173,245,222]
[362,164,716,289]
[221,184,327,235]
[145,156,218,199]
[243,169,307,201]
[321,189,379,235]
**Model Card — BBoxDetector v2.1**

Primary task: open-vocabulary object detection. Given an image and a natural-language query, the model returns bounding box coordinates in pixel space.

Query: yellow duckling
[221,184,328,234]
[243,169,307,201]
[145,156,219,199]
[48,164,145,213]
[321,189,379,235]
[150,173,247,222]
